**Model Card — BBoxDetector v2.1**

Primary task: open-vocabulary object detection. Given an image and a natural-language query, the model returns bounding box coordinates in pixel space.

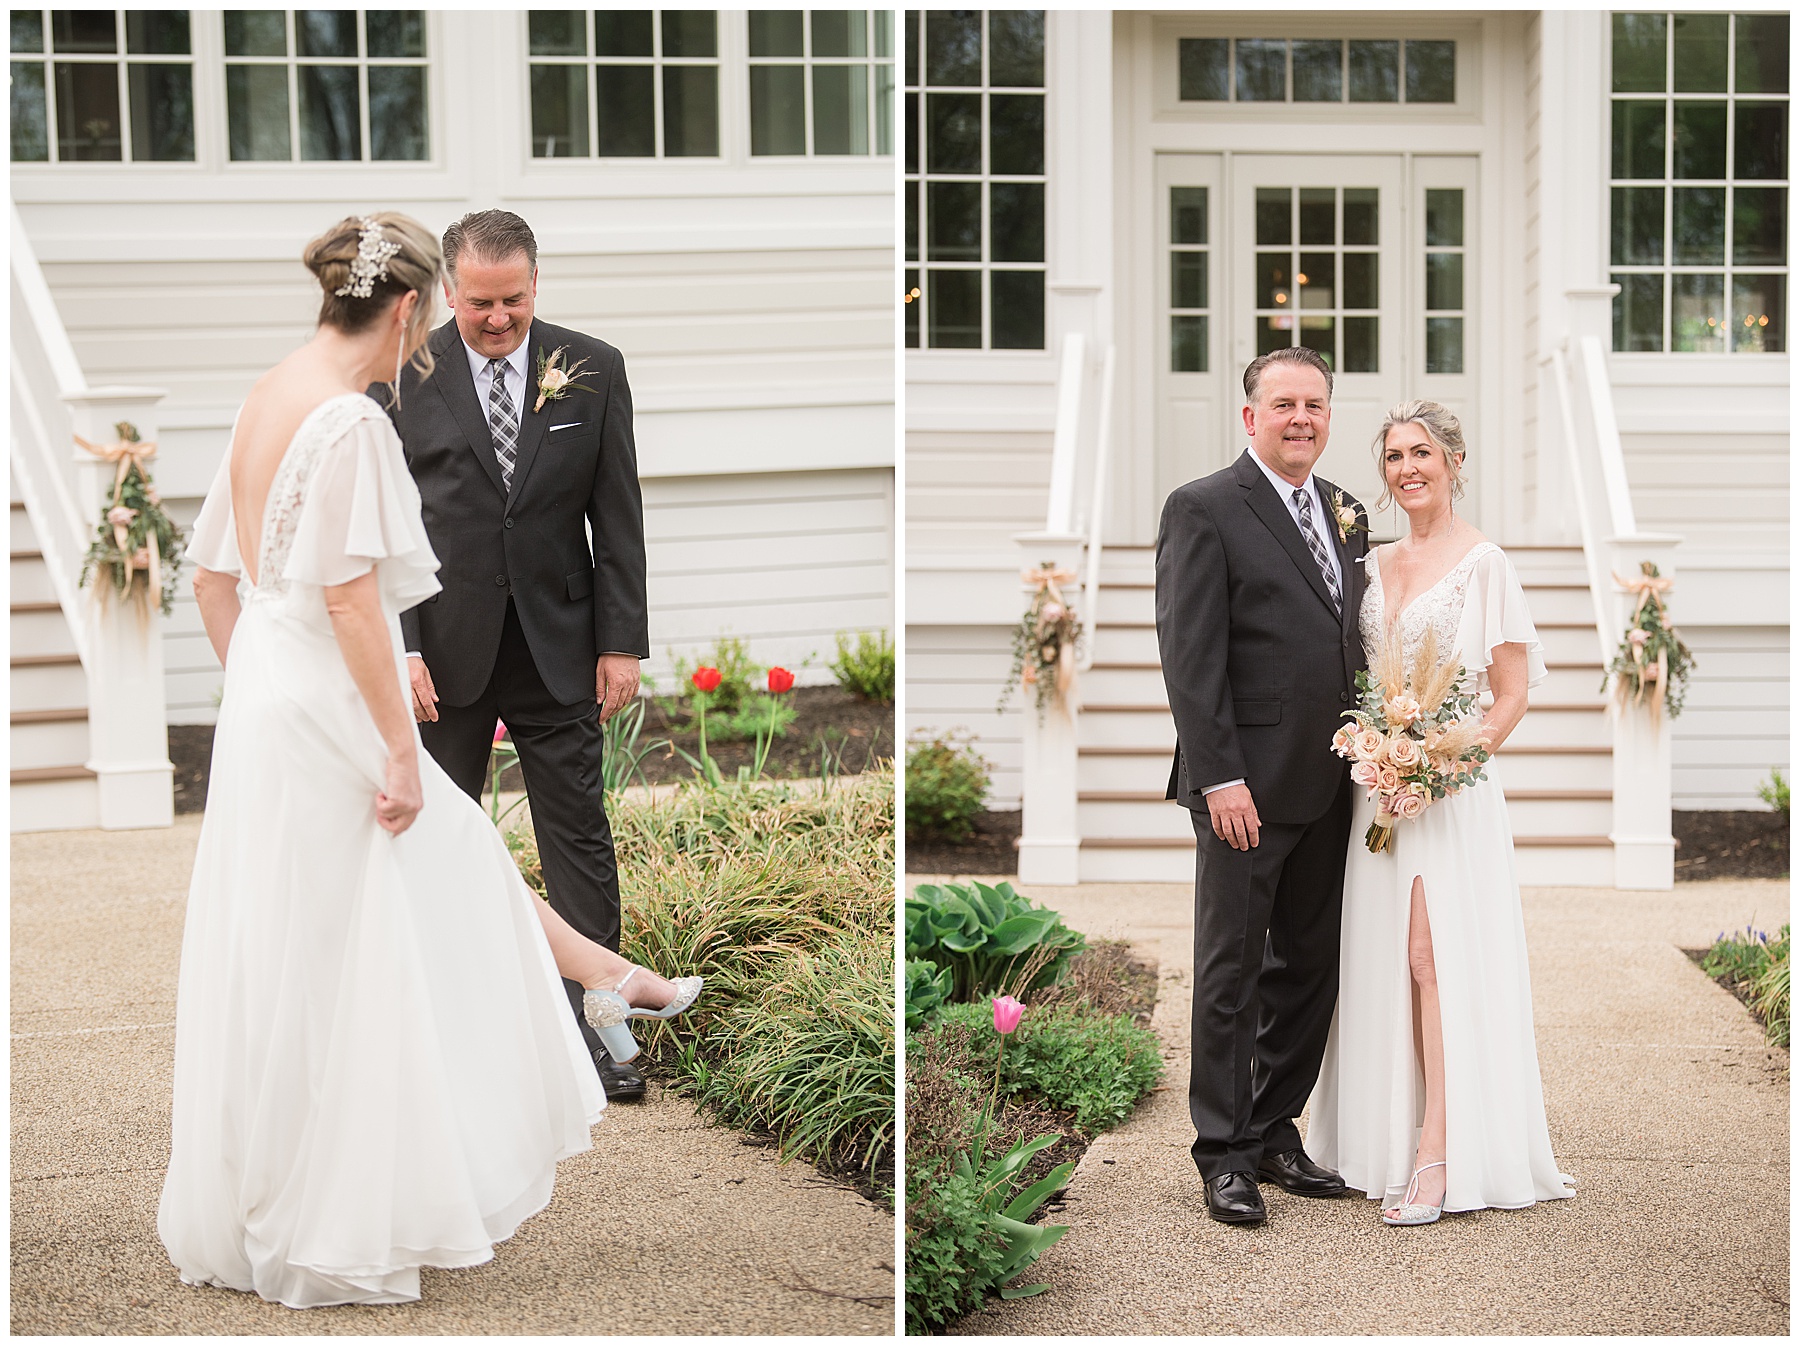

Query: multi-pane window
[1169,187,1211,372]
[1425,188,1464,373]
[904,9,1046,350]
[10,10,194,162]
[527,10,718,158]
[223,10,428,161]
[1254,187,1379,371]
[748,11,894,156]
[1179,37,1455,104]
[1610,11,1788,352]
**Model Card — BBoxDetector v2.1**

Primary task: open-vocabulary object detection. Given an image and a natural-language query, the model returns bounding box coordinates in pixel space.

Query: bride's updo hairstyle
[302,212,441,379]
[1370,398,1468,509]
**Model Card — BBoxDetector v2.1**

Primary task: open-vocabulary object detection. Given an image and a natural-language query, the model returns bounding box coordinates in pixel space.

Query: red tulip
[493,720,509,744]
[992,995,1026,1035]
[691,666,722,693]
[767,666,795,694]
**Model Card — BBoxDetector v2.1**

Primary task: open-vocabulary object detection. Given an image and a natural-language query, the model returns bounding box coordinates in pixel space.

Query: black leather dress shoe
[1204,1171,1267,1225]
[594,1050,647,1102]
[1257,1147,1346,1197]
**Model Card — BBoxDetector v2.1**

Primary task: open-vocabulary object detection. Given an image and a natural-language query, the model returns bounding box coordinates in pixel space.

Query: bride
[157,213,700,1308]
[1308,400,1575,1226]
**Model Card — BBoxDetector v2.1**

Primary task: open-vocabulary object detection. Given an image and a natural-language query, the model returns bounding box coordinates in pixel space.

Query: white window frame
[10,9,196,164]
[745,10,895,158]
[1607,10,1790,355]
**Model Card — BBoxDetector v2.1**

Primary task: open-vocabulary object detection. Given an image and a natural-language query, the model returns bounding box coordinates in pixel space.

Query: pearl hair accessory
[334,216,402,298]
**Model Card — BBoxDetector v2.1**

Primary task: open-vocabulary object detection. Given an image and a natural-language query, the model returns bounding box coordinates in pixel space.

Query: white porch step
[1075,836,1616,886]
[10,505,97,830]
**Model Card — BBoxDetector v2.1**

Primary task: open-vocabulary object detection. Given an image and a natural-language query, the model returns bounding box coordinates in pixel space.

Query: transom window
[1610,11,1788,352]
[1169,187,1211,372]
[1178,37,1455,105]
[10,9,195,162]
[223,10,428,161]
[904,9,1046,351]
[1253,186,1380,371]
[527,10,719,158]
[748,10,894,156]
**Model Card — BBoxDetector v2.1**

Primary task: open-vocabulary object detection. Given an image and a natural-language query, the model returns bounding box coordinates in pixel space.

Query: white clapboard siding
[906,429,1052,552]
[905,626,1024,807]
[1671,625,1790,809]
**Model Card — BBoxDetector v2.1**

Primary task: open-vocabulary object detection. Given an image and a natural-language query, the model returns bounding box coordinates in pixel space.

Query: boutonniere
[533,346,596,412]
[1330,487,1366,544]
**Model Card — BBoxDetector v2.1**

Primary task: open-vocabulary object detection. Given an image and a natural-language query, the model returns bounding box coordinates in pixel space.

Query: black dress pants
[1187,773,1352,1181]
[421,599,618,1058]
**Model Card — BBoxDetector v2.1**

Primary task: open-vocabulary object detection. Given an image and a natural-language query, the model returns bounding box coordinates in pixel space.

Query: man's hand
[408,655,439,723]
[596,653,641,724]
[1206,783,1261,851]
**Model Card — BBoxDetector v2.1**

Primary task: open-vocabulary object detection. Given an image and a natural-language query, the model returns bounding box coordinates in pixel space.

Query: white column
[1013,531,1084,885]
[65,387,175,831]
[1605,535,1680,890]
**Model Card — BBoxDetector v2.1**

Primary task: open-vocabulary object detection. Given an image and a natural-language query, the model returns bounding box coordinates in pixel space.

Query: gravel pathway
[13,817,895,1335]
[916,874,1789,1336]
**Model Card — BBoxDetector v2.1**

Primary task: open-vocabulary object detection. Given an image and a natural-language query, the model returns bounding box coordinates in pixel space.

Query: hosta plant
[906,880,1086,1002]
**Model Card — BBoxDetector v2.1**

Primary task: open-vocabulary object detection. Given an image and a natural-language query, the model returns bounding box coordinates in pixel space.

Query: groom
[1154,346,1368,1225]
[385,209,651,1101]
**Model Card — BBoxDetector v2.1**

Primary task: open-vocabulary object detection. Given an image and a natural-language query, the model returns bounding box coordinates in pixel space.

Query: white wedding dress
[158,393,605,1308]
[1309,541,1576,1213]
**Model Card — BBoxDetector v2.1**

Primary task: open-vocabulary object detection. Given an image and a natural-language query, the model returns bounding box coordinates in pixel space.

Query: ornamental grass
[506,767,896,1193]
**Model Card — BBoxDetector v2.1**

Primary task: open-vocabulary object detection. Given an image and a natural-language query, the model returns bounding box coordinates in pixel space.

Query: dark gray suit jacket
[1154,449,1369,825]
[386,318,649,708]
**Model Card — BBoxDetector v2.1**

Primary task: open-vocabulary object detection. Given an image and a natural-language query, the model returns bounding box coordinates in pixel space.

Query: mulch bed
[905,809,1021,875]
[1673,810,1789,881]
[168,686,893,813]
[905,807,1790,881]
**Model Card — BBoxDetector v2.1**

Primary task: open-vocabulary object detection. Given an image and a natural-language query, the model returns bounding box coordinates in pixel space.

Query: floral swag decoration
[1003,562,1082,718]
[77,421,185,617]
[1603,561,1693,719]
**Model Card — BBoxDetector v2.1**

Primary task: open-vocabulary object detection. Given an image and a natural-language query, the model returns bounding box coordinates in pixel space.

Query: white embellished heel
[1381,1161,1446,1227]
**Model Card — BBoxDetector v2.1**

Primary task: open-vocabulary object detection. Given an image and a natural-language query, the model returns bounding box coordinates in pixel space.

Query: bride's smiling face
[1382,422,1460,518]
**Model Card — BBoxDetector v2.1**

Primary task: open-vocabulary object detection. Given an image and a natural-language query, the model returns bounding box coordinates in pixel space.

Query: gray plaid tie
[1293,487,1342,615]
[487,357,519,490]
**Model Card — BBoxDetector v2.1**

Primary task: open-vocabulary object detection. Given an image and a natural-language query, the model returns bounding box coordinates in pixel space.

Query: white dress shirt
[1200,449,1344,797]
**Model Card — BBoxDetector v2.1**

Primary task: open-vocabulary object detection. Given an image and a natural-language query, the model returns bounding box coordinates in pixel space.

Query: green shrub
[905,736,989,842]
[906,957,954,1030]
[1702,924,1790,1049]
[831,629,895,703]
[906,880,1085,1001]
[1758,768,1790,818]
[930,1001,1164,1133]
[905,1135,1074,1335]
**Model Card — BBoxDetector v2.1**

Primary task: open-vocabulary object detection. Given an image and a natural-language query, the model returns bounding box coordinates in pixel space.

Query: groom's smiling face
[446,249,538,361]
[1244,364,1332,486]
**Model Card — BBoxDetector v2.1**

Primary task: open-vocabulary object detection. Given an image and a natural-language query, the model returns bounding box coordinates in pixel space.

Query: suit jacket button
[1340,691,1349,702]
[495,574,507,586]
[505,518,514,528]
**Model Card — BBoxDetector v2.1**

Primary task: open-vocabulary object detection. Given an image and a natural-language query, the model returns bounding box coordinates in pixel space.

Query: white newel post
[1013,532,1085,886]
[1606,536,1680,890]
[65,387,175,831]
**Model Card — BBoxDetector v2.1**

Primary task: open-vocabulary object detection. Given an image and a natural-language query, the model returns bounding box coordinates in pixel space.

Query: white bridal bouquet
[1331,628,1491,853]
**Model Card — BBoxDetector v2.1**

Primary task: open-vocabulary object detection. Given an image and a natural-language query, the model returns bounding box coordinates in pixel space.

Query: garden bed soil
[904,807,1791,882]
[168,685,892,813]
[1673,810,1789,881]
[906,808,1021,875]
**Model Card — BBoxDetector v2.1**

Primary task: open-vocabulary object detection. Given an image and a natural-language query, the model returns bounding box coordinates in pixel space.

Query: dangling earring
[391,321,406,410]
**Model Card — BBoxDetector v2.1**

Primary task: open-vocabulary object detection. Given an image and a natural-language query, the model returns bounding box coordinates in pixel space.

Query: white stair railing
[11,204,174,830]
[1014,332,1110,884]
[1542,285,1680,889]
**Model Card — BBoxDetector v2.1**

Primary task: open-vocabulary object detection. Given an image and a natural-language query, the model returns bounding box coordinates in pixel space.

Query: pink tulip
[992,995,1026,1035]
[493,720,509,744]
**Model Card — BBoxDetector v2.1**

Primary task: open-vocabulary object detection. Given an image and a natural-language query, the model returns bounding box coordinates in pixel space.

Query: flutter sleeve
[282,408,440,609]
[186,427,243,578]
[1458,545,1548,692]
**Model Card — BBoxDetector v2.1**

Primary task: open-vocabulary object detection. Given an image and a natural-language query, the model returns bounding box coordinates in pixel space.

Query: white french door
[1154,152,1480,533]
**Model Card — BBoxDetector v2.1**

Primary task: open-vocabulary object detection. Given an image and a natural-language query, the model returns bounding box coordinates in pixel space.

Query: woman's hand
[376,750,423,835]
